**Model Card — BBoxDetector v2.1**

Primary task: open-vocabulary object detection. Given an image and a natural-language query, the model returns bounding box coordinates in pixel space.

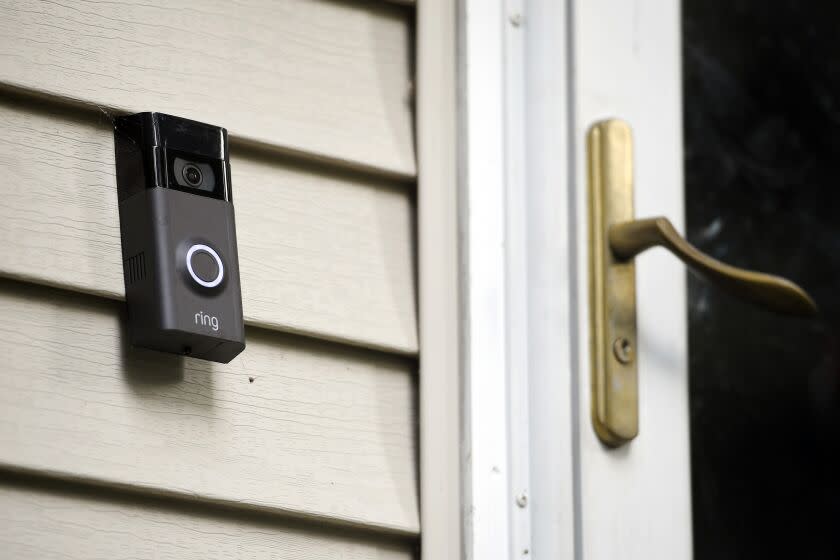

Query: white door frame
[417,0,577,557]
[417,1,688,559]
[457,0,578,558]
[417,0,577,558]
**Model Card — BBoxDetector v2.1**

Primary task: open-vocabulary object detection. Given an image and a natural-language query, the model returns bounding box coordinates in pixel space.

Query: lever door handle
[587,119,817,447]
[609,217,816,316]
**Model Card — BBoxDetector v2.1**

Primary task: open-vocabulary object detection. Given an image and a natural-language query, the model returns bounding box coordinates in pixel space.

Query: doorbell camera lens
[183,163,203,187]
[113,112,244,363]
[172,156,216,194]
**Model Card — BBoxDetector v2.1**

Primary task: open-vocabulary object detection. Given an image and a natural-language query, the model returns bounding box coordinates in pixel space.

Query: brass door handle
[587,119,817,448]
[609,217,816,316]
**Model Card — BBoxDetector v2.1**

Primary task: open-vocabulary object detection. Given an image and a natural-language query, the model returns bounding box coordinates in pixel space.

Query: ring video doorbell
[114,112,245,363]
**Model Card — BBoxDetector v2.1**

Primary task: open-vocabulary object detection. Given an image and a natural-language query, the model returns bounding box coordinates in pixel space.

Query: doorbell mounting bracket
[114,112,245,363]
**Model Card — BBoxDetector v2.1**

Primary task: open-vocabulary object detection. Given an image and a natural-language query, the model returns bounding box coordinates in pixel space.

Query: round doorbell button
[186,243,224,288]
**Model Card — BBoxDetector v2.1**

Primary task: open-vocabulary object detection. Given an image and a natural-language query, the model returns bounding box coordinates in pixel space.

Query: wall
[0,0,419,556]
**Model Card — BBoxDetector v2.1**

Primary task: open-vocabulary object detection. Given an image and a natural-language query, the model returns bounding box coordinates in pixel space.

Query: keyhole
[613,337,633,364]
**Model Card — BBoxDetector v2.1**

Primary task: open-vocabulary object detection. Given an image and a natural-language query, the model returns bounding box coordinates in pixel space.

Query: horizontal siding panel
[0,94,418,355]
[0,0,416,177]
[0,280,419,534]
[0,482,414,559]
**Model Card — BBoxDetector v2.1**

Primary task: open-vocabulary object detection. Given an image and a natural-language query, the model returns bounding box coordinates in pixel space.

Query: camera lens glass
[182,164,203,187]
[171,155,218,196]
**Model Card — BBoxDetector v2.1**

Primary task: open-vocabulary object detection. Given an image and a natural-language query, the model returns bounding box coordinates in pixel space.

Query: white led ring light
[186,244,224,288]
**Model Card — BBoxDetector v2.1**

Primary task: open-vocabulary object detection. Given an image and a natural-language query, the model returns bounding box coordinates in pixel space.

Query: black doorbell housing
[114,112,245,363]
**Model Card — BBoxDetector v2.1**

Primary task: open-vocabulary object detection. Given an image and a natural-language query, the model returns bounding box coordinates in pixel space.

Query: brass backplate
[587,119,638,447]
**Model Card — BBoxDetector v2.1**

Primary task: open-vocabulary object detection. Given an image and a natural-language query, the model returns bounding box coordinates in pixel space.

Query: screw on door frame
[612,337,633,364]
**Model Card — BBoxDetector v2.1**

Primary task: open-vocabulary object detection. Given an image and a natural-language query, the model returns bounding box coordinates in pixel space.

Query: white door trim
[461,0,516,557]
[458,0,577,558]
[419,2,690,559]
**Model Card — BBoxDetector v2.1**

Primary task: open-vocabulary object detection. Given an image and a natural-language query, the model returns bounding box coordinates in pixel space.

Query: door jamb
[416,1,578,558]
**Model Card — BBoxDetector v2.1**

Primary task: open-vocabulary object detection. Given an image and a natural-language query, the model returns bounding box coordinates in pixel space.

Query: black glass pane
[684,1,840,558]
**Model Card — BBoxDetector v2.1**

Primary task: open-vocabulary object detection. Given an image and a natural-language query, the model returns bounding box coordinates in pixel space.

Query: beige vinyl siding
[0,480,414,559]
[0,0,416,178]
[0,0,420,555]
[0,95,418,355]
[0,280,418,534]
